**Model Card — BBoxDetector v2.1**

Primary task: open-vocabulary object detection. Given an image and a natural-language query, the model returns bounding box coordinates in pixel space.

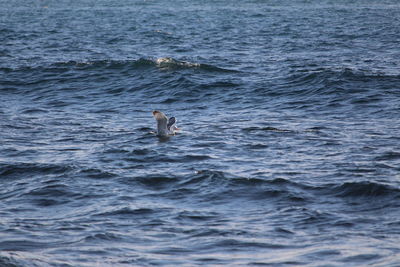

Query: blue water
[1,0,400,266]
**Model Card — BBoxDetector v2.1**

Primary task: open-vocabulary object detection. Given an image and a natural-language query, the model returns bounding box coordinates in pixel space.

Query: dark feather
[167,117,176,130]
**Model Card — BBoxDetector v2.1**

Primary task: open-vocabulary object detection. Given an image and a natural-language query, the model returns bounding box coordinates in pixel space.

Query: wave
[374,151,400,161]
[248,67,400,112]
[329,181,400,198]
[126,170,400,204]
[3,58,397,111]
[94,207,159,217]
[128,171,314,203]
[79,168,117,179]
[267,67,400,97]
[0,57,237,100]
[0,252,45,267]
[0,162,73,179]
[0,57,235,74]
[286,67,400,84]
[242,126,293,133]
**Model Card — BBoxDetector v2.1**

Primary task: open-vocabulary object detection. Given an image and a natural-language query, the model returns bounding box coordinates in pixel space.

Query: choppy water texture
[1,0,400,266]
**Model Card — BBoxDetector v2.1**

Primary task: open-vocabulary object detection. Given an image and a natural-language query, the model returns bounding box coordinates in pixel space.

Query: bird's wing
[167,117,176,130]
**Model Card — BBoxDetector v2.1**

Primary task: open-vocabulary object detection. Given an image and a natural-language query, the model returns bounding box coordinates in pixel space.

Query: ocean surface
[1,0,400,266]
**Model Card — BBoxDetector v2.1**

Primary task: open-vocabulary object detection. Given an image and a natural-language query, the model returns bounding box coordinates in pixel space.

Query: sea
[1,0,400,266]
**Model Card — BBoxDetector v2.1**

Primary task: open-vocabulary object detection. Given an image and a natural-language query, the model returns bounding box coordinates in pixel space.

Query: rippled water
[1,0,400,266]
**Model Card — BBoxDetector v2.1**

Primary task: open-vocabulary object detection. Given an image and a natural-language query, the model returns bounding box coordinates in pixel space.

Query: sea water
[1,0,400,266]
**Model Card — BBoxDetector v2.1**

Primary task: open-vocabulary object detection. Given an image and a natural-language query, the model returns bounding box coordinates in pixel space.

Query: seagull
[152,110,180,136]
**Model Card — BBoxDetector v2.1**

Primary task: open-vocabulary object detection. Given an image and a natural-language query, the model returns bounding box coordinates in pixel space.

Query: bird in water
[152,110,180,136]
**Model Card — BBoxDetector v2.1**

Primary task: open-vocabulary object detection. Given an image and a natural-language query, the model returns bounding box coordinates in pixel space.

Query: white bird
[152,110,180,136]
